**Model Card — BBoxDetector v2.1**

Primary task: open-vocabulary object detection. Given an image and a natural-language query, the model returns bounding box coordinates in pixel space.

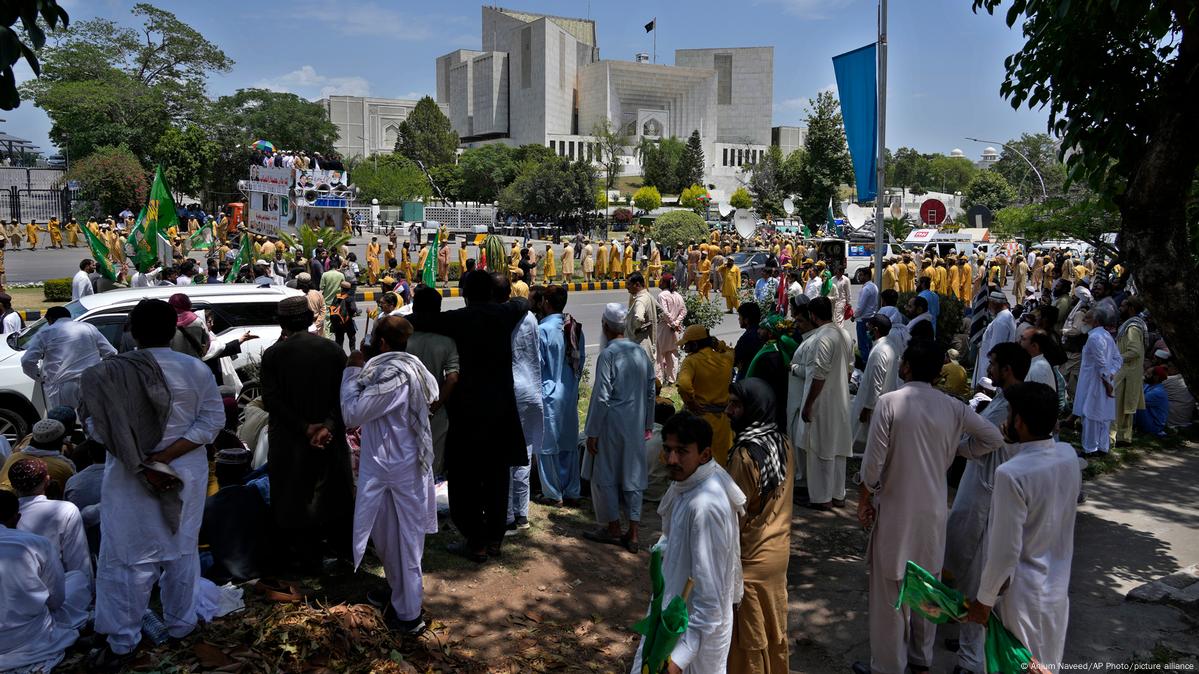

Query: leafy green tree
[748,145,785,217]
[795,91,853,228]
[989,133,1064,202]
[395,96,458,168]
[592,119,629,191]
[652,210,708,248]
[729,186,753,210]
[927,155,979,193]
[890,147,929,189]
[23,3,232,160]
[679,184,709,213]
[962,170,1017,212]
[428,163,464,205]
[65,145,148,217]
[205,88,338,204]
[458,143,516,203]
[678,130,706,188]
[153,125,216,199]
[633,185,662,213]
[778,149,806,196]
[351,153,431,205]
[637,137,686,194]
[1,0,70,110]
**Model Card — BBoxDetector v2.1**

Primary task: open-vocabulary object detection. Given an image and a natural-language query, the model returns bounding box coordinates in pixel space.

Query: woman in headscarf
[725,379,794,674]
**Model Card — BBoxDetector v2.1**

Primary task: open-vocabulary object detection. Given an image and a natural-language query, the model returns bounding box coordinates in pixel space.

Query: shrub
[730,186,753,210]
[652,210,708,249]
[44,279,72,301]
[449,262,463,280]
[679,184,711,213]
[613,207,633,224]
[633,185,662,212]
[682,291,724,331]
[663,260,676,275]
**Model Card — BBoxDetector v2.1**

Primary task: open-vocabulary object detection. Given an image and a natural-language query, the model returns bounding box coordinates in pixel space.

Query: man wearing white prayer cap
[972,290,1018,388]
[581,302,654,553]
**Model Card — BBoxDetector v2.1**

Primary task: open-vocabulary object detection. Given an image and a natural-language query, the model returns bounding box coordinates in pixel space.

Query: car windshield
[7,301,87,351]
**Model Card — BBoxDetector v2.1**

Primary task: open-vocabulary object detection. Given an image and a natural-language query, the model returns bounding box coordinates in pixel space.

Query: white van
[0,285,302,442]
[847,241,906,281]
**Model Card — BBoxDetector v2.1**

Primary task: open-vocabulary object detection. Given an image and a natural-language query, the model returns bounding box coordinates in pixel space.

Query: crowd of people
[1,208,1195,674]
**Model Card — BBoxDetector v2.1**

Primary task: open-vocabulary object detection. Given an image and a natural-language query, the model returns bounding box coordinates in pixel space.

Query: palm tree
[277,224,353,259]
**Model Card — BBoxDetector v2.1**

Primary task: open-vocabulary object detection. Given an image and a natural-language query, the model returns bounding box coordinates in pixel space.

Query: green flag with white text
[145,165,178,259]
[225,233,252,283]
[82,224,118,281]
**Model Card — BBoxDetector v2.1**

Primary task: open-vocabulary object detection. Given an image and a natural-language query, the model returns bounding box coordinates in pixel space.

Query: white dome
[983,147,998,155]
[950,148,964,157]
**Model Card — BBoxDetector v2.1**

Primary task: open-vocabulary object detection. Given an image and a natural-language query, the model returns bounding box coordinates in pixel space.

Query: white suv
[0,284,302,442]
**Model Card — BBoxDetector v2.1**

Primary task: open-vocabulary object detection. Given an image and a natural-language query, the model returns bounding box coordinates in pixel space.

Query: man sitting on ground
[1,417,77,496]
[10,458,92,586]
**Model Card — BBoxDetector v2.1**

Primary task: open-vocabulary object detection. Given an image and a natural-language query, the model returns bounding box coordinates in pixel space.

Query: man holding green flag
[82,226,118,284]
[422,226,438,287]
[631,413,744,674]
[225,233,252,283]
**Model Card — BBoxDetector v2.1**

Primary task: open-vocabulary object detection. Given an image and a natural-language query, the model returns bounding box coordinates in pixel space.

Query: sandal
[620,532,640,554]
[248,578,307,603]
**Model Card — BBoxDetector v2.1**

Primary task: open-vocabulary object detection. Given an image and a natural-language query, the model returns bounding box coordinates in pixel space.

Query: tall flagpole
[873,0,887,287]
[653,18,657,63]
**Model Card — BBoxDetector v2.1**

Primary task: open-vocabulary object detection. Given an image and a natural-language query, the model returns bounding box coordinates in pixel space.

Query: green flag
[126,205,157,272]
[225,233,252,283]
[422,228,438,287]
[82,225,118,281]
[144,165,179,259]
[826,197,836,234]
[188,219,212,251]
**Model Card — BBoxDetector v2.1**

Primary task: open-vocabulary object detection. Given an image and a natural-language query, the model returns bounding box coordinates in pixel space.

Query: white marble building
[321,96,429,159]
[435,6,774,194]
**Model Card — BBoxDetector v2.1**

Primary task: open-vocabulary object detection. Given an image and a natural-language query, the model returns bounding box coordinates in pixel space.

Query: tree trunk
[1115,23,1199,400]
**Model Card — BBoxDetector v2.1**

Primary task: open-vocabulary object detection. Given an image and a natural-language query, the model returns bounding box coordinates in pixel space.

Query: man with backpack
[328,281,359,351]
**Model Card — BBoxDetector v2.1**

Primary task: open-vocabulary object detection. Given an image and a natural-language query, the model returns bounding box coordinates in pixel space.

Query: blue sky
[5,0,1049,159]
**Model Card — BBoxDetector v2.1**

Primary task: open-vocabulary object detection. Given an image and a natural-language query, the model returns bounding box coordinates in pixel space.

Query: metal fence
[0,166,67,191]
[0,186,80,223]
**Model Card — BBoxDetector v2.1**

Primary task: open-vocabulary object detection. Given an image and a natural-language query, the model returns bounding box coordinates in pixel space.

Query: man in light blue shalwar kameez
[504,279,543,531]
[536,286,585,505]
[582,303,655,552]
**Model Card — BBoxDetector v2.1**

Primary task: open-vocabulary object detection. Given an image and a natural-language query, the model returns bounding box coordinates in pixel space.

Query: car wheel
[0,406,31,445]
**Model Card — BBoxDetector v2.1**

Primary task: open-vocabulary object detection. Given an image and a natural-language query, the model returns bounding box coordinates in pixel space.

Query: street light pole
[873,0,888,288]
[966,136,1047,200]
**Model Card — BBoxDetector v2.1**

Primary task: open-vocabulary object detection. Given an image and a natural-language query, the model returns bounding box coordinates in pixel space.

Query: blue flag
[832,43,878,202]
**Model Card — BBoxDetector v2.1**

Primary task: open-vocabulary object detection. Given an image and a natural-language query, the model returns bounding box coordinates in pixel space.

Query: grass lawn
[7,286,54,312]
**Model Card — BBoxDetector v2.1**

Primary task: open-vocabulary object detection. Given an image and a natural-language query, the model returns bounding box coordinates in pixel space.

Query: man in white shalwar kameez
[82,299,224,670]
[631,412,745,674]
[21,307,117,410]
[971,291,1018,388]
[1073,307,1122,455]
[11,458,94,586]
[850,316,898,455]
[968,382,1080,668]
[340,316,440,635]
[943,343,1029,674]
[790,297,852,508]
[0,491,89,674]
[855,340,1004,674]
[502,276,543,530]
[583,303,654,552]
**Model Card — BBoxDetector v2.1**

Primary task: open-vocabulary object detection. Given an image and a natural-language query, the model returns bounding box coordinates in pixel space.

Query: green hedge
[44,278,71,302]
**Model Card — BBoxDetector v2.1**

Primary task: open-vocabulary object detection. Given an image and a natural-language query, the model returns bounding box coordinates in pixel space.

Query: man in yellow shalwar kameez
[623,240,634,278]
[610,241,623,280]
[543,243,557,281]
[560,241,574,281]
[6,221,20,250]
[595,240,609,279]
[698,251,713,299]
[47,218,63,248]
[647,244,662,284]
[25,220,43,250]
[676,325,735,465]
[366,237,382,284]
[66,218,81,247]
[721,258,741,312]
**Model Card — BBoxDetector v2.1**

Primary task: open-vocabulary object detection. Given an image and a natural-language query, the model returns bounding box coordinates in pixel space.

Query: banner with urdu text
[832,43,878,202]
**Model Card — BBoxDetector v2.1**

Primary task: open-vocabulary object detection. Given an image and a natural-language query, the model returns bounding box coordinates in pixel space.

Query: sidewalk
[785,444,1199,673]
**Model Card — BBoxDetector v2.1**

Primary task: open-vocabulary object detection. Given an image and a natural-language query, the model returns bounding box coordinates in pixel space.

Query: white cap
[602,302,628,330]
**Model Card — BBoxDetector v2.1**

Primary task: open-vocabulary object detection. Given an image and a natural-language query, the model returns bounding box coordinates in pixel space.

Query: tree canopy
[637,136,686,195]
[795,91,853,226]
[972,0,1199,395]
[65,145,148,217]
[962,170,1017,212]
[679,131,705,189]
[395,96,458,169]
[351,153,431,205]
[1,0,71,110]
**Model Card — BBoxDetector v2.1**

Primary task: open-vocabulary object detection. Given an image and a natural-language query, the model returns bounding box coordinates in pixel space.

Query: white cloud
[256,65,371,99]
[773,97,808,113]
[295,2,431,39]
[757,0,856,19]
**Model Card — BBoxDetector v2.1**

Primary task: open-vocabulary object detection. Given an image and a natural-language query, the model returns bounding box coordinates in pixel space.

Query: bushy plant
[633,185,662,213]
[44,279,72,301]
[613,207,633,224]
[682,291,724,331]
[277,225,352,259]
[652,210,708,249]
[63,145,148,218]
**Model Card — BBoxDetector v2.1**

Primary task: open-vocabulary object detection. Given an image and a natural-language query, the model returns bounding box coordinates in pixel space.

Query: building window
[569,141,575,159]
[715,54,732,105]
[722,148,728,166]
[736,149,743,166]
[549,140,556,153]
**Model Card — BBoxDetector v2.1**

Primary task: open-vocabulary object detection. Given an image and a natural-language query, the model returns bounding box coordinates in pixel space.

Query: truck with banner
[238,163,356,236]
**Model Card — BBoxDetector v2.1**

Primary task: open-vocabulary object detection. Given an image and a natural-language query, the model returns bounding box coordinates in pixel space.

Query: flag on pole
[126,205,157,272]
[144,165,179,259]
[188,220,213,251]
[832,43,879,202]
[225,233,253,283]
[82,224,118,281]
[644,18,655,32]
[826,197,837,233]
[422,228,439,287]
